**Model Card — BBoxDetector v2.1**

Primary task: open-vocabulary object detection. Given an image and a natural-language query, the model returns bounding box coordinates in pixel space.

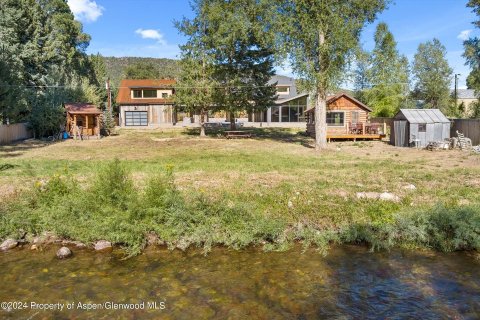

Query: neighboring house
[305,93,379,139]
[117,79,176,127]
[249,75,308,124]
[455,89,478,117]
[390,109,450,148]
[65,103,102,138]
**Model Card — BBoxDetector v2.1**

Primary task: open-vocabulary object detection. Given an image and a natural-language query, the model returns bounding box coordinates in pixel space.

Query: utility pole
[106,78,112,114]
[454,73,460,109]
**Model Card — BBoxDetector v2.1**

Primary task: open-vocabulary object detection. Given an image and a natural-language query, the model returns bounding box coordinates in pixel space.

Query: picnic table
[224,130,253,139]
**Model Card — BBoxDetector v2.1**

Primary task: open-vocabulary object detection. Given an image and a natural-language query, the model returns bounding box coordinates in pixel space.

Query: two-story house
[117,79,176,127]
[249,75,309,124]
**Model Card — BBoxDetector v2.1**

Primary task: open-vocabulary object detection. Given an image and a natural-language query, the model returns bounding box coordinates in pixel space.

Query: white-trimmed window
[326,111,345,126]
[125,111,148,126]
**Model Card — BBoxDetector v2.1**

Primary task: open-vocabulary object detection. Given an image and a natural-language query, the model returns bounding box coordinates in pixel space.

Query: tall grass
[0,160,478,256]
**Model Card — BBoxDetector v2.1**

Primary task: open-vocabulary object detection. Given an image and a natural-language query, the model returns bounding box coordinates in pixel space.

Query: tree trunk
[199,108,206,137]
[229,112,236,130]
[315,30,328,150]
[315,90,328,150]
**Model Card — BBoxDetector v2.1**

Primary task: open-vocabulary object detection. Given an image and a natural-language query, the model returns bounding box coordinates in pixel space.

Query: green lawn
[1,128,479,255]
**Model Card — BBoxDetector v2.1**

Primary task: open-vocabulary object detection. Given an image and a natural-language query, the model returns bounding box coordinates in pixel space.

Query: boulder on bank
[0,238,18,251]
[379,192,400,202]
[356,192,380,200]
[56,246,72,259]
[94,240,112,251]
[356,191,400,202]
[403,184,416,190]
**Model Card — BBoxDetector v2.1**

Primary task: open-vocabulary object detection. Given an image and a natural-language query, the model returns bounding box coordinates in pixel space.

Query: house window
[132,89,157,98]
[351,111,359,124]
[162,93,168,98]
[277,86,290,95]
[125,111,148,126]
[418,123,426,132]
[133,90,142,98]
[142,90,157,98]
[326,112,345,126]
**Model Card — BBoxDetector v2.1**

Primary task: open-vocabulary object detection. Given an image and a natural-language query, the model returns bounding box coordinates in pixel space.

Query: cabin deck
[327,134,384,142]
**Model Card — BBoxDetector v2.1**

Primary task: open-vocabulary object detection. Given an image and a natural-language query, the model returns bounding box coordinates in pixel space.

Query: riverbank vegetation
[0,129,479,256]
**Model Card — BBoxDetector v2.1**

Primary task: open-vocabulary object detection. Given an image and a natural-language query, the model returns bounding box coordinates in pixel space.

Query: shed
[391,109,450,147]
[65,103,102,138]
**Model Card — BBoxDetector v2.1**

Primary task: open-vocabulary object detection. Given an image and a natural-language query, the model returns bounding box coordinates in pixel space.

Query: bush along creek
[0,159,479,258]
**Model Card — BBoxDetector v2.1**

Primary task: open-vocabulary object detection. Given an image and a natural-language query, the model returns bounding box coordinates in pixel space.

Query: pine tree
[177,0,276,132]
[175,0,218,136]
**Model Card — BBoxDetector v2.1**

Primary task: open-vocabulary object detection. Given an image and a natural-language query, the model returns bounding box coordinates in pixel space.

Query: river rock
[56,246,72,259]
[0,238,18,251]
[94,240,112,251]
[146,232,161,246]
[379,192,400,202]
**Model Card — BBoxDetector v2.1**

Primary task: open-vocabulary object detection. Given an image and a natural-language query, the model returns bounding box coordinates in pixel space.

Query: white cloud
[135,29,167,45]
[67,0,104,23]
[457,29,472,41]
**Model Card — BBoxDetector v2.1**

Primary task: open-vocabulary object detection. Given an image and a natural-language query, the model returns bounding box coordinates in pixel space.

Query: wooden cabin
[65,103,102,139]
[305,93,384,141]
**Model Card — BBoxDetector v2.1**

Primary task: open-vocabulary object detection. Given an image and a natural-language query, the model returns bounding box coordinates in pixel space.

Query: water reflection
[0,245,478,319]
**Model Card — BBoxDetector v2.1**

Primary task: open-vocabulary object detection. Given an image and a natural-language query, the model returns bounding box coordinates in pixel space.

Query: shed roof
[65,103,102,115]
[397,109,450,124]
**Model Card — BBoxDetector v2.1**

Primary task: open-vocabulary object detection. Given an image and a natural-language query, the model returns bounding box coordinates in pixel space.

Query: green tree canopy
[175,0,219,136]
[412,38,453,113]
[0,0,102,133]
[176,0,276,132]
[272,0,387,149]
[360,23,411,117]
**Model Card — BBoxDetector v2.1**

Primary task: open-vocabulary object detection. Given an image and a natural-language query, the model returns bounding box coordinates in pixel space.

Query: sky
[68,0,477,89]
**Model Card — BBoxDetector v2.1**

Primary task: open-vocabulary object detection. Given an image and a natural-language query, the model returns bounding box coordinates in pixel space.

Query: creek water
[0,245,479,319]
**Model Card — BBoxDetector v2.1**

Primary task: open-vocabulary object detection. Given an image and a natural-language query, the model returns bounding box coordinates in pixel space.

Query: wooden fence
[0,123,32,144]
[450,119,480,145]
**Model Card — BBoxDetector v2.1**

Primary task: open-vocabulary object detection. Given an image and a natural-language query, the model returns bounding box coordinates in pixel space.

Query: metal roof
[398,109,450,124]
[456,89,476,100]
[268,75,299,102]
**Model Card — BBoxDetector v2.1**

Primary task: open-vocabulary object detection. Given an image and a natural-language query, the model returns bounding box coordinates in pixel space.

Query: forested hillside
[103,57,180,85]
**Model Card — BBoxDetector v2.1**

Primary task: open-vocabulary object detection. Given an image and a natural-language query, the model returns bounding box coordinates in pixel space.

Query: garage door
[125,111,148,126]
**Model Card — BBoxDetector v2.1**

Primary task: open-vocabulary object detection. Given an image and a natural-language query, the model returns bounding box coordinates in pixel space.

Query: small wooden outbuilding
[391,109,450,147]
[65,103,102,138]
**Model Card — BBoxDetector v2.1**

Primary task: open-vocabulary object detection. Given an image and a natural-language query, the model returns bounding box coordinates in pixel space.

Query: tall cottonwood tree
[272,0,387,150]
[464,0,480,117]
[464,1,480,92]
[412,39,453,113]
[362,23,410,116]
